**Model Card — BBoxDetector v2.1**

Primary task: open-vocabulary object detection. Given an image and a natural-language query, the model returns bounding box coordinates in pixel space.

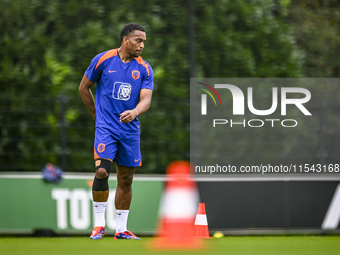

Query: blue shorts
[94,127,141,167]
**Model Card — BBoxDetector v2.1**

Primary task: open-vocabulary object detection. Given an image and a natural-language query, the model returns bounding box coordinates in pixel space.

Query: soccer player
[79,23,154,240]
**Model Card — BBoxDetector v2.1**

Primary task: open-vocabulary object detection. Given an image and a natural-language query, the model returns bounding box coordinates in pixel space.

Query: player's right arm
[79,74,96,119]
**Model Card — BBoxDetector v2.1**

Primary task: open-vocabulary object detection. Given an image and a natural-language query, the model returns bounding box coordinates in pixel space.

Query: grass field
[1,236,340,255]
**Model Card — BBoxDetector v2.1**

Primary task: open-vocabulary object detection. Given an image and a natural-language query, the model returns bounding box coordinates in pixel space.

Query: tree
[1,0,313,173]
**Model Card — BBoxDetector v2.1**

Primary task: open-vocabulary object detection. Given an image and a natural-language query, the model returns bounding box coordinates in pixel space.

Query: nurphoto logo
[196,82,312,128]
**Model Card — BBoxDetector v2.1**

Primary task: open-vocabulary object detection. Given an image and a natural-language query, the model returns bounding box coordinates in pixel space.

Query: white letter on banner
[52,189,70,229]
[70,189,90,229]
[106,190,117,230]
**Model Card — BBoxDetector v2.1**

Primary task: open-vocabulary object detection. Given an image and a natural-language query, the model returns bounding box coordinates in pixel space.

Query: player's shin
[92,176,109,226]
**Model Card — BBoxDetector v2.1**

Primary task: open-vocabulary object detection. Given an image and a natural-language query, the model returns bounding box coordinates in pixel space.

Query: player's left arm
[120,88,153,123]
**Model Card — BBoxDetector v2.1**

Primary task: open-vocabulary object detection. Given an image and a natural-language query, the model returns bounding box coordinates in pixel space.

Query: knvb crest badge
[97,143,105,153]
[132,70,140,80]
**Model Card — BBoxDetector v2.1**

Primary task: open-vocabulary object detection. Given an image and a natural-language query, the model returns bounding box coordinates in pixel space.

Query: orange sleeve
[95,49,118,70]
[135,56,150,76]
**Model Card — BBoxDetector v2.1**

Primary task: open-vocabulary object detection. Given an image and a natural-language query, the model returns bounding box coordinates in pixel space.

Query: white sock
[93,202,107,227]
[116,210,129,233]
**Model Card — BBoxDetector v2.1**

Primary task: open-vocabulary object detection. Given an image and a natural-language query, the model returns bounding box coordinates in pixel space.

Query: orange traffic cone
[194,203,212,238]
[150,161,204,249]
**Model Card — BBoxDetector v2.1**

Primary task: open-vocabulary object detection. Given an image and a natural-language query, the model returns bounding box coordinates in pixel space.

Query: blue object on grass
[42,163,63,183]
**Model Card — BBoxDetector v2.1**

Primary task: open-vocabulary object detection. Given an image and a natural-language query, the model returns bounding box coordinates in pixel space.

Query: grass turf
[1,236,340,255]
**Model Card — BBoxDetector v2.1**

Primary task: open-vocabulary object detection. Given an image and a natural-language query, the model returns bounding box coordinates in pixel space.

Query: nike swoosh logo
[108,70,117,73]
[135,159,140,162]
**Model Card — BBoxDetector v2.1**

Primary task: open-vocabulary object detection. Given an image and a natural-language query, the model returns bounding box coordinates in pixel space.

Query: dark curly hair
[120,23,146,42]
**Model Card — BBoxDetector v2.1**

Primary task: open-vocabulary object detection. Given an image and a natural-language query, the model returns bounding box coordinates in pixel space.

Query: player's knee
[95,168,109,179]
[95,159,112,178]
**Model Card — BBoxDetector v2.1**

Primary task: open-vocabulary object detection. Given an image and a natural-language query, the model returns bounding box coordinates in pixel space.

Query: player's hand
[120,109,138,123]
